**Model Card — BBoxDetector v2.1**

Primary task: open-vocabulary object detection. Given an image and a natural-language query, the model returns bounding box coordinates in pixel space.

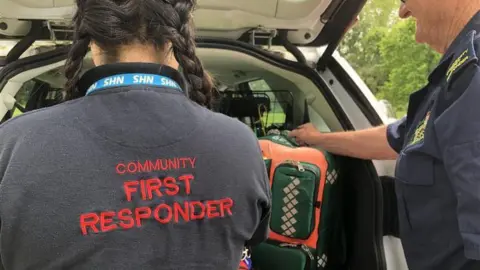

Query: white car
[0,0,407,269]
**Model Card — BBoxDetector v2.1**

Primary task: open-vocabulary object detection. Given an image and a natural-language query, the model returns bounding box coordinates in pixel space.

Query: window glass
[11,80,63,118]
[11,80,36,117]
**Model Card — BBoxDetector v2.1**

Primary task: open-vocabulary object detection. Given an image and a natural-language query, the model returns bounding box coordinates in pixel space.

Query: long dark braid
[170,1,215,108]
[64,1,90,100]
[64,0,216,107]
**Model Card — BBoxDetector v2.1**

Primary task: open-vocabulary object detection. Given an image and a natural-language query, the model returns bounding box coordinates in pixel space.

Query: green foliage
[339,0,442,117]
[377,20,441,116]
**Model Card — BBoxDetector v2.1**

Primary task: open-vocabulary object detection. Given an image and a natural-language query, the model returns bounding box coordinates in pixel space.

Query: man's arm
[310,125,400,160]
[289,118,406,160]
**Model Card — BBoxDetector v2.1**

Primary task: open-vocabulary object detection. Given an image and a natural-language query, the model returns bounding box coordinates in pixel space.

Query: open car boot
[0,1,407,268]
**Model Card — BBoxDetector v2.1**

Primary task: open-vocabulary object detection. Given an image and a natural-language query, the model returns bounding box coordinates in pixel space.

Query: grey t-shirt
[0,64,271,270]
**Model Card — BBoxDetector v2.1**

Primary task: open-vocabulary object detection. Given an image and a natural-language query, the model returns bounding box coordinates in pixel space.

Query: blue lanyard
[86,73,182,96]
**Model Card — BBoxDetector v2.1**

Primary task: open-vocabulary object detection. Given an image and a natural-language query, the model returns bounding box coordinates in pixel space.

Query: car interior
[0,41,391,269]
[5,48,336,132]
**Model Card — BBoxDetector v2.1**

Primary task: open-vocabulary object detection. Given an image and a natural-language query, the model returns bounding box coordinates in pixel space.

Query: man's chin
[414,25,425,44]
[415,32,424,44]
[415,29,444,53]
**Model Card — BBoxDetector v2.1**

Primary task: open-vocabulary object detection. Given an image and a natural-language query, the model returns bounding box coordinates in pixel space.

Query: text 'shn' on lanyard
[86,73,183,96]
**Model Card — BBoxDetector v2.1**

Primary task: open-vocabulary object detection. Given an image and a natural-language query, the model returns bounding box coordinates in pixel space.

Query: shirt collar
[77,63,187,96]
[428,11,480,83]
[440,11,480,63]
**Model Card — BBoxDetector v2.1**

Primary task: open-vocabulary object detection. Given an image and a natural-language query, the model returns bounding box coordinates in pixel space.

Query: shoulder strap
[446,30,479,83]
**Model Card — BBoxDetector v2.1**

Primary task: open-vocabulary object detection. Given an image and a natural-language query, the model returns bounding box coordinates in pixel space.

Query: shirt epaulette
[445,30,479,85]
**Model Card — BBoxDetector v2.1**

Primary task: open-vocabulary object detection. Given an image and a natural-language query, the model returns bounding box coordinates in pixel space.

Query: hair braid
[65,0,217,106]
[64,1,90,100]
[170,1,216,108]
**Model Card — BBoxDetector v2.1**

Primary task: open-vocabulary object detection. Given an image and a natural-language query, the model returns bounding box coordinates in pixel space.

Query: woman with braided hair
[0,0,271,269]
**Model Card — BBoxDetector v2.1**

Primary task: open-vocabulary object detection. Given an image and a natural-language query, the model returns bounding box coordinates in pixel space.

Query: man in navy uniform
[289,0,480,269]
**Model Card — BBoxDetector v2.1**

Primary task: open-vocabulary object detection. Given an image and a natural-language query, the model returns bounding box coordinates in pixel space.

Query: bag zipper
[282,159,305,172]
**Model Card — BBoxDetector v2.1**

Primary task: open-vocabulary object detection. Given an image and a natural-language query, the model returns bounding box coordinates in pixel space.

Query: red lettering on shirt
[134,207,152,227]
[79,198,234,235]
[190,201,206,220]
[163,176,179,196]
[123,175,193,201]
[136,160,148,172]
[178,174,194,195]
[153,204,173,224]
[100,211,118,232]
[123,181,139,202]
[79,157,235,236]
[168,159,178,170]
[173,201,190,223]
[116,163,126,175]
[206,200,221,218]
[221,197,234,216]
[127,162,137,174]
[188,157,196,168]
[140,179,147,200]
[118,208,135,229]
[80,213,100,235]
[115,157,197,175]
[146,178,162,199]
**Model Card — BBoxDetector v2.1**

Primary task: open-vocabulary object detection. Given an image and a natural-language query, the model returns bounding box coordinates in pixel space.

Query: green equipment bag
[253,133,345,270]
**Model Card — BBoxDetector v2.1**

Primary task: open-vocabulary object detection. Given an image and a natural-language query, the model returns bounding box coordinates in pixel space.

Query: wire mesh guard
[218,90,294,137]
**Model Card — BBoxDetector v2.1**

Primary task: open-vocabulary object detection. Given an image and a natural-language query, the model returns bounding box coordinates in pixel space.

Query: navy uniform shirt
[0,63,271,270]
[387,12,480,270]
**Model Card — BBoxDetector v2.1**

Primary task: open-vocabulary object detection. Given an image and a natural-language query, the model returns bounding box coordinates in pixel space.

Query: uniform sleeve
[0,126,10,270]
[246,137,272,246]
[0,123,11,182]
[386,116,407,153]
[247,203,271,246]
[0,227,3,270]
[434,63,480,260]
[246,143,272,246]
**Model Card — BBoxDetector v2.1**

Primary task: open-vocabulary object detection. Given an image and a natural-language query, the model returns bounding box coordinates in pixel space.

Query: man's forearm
[310,126,398,160]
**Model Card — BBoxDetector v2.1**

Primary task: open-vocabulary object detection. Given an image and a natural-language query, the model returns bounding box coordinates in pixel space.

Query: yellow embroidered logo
[408,111,431,146]
[446,49,470,81]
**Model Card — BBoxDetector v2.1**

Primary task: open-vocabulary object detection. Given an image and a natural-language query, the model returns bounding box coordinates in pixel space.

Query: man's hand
[288,123,321,146]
